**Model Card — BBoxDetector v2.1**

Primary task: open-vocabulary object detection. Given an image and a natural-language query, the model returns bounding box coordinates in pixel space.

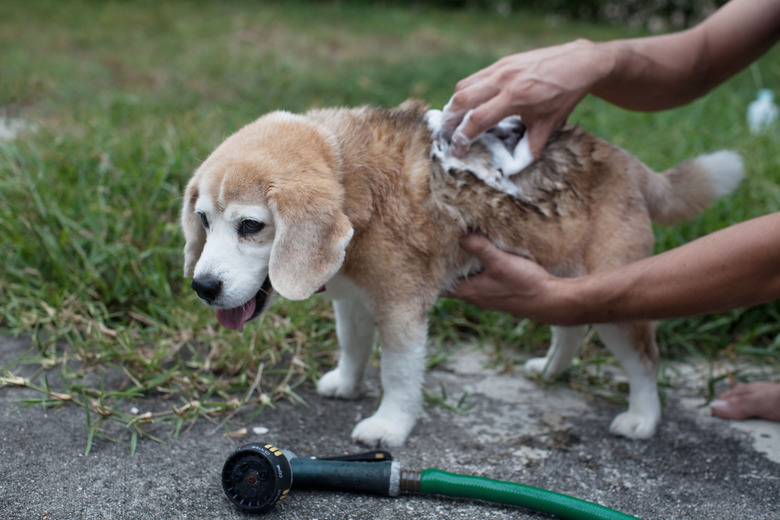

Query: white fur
[485,116,534,176]
[351,316,427,447]
[317,298,376,399]
[593,324,661,439]
[525,323,660,440]
[319,276,427,447]
[192,197,276,309]
[318,277,376,399]
[694,150,745,198]
[524,325,588,378]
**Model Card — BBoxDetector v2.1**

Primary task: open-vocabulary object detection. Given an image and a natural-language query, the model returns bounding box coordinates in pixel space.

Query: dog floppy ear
[267,187,353,301]
[181,176,206,277]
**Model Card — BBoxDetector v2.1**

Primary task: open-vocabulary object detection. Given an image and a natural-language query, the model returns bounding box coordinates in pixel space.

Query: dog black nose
[191,277,222,305]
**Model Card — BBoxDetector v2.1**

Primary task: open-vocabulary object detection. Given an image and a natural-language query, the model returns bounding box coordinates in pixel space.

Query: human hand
[440,39,608,159]
[445,234,571,324]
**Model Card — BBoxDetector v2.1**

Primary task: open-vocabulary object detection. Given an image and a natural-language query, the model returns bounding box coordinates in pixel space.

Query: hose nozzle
[221,443,293,513]
[222,443,406,513]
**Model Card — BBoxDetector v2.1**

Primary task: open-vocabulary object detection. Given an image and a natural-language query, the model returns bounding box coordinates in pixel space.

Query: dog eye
[197,212,209,230]
[238,219,265,236]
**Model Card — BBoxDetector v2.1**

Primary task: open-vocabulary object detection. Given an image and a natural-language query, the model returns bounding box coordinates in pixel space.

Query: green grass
[1,0,779,452]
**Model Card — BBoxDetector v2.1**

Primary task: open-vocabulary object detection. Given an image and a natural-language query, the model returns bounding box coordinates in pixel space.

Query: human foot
[710,382,780,422]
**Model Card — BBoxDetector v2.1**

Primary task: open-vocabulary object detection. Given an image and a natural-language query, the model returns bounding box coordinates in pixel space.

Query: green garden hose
[415,468,638,520]
[221,443,641,520]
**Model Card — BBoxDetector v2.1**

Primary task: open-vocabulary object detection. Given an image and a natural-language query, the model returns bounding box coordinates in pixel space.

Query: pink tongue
[214,298,257,332]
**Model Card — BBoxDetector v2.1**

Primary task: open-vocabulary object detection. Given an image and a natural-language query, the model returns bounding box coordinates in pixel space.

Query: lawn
[1,0,779,451]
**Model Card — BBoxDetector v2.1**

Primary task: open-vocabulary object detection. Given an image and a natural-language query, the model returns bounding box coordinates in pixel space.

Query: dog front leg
[350,310,427,448]
[317,298,377,399]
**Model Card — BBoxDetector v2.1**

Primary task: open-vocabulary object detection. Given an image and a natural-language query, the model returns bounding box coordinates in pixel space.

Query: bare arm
[442,0,780,158]
[447,213,780,325]
[596,0,780,110]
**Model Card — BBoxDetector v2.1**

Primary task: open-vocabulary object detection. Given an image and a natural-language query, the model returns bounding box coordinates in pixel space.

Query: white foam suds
[426,109,533,197]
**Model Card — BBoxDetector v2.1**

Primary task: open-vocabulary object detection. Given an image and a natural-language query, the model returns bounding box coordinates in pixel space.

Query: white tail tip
[694,150,745,197]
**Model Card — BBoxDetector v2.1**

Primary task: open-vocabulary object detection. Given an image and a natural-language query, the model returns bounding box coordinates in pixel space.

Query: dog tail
[645,150,745,226]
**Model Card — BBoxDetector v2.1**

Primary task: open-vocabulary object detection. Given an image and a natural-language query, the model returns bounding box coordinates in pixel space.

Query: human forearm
[563,213,780,324]
[448,215,780,325]
[593,0,780,111]
[590,32,709,111]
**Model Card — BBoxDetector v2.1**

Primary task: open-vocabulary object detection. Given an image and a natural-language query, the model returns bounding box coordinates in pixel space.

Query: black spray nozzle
[221,443,418,514]
[221,443,293,513]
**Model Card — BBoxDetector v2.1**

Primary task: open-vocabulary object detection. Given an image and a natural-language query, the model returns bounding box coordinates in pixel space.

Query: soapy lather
[427,108,533,197]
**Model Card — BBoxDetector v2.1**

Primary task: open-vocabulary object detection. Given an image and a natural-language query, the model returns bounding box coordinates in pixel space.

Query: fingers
[450,110,558,162]
[458,233,500,262]
[448,111,473,158]
[442,83,561,161]
[449,100,514,157]
[441,234,504,301]
[440,83,501,146]
[525,119,559,160]
[442,40,599,159]
[441,52,539,152]
[444,232,574,323]
[439,97,467,143]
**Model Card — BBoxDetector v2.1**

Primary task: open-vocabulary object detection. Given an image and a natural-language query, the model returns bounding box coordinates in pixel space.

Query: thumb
[459,233,502,263]
[524,120,557,161]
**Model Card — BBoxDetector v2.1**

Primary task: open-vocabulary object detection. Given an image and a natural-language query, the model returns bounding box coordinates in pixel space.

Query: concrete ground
[1,334,778,519]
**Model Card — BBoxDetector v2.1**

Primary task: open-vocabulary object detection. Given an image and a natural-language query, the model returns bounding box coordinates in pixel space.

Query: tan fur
[181,99,741,446]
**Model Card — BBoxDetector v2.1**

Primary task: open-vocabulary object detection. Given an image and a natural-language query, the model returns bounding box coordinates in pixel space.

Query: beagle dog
[182,99,743,447]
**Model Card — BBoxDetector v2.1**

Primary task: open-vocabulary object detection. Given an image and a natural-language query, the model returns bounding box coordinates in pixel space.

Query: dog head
[181,111,353,331]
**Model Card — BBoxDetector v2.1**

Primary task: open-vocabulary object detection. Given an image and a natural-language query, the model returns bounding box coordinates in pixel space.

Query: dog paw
[317,369,360,399]
[524,357,549,376]
[609,411,659,440]
[350,413,412,448]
